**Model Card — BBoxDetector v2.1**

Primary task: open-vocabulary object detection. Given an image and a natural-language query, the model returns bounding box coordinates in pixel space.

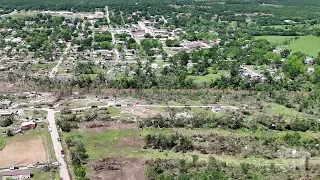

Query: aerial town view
[1,0,320,179]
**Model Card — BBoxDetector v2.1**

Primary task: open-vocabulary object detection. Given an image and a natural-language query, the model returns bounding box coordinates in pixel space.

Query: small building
[0,110,16,117]
[151,63,158,69]
[0,100,12,107]
[20,121,36,130]
[304,57,314,64]
[212,105,222,113]
[1,170,31,180]
[307,66,315,74]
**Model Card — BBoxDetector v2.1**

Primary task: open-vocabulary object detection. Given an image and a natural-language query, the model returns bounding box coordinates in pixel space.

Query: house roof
[1,170,31,176]
[21,121,36,127]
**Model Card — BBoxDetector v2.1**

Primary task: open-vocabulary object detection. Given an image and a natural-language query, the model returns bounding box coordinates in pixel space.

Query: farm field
[0,131,46,168]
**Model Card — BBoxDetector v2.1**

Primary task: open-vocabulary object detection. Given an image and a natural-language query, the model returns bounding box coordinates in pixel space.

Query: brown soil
[77,121,137,133]
[89,157,144,180]
[114,136,144,149]
[120,106,165,118]
[0,135,46,168]
[104,121,137,130]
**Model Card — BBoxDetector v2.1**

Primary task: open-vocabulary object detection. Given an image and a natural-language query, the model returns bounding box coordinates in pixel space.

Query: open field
[64,121,314,167]
[255,35,320,57]
[289,36,320,57]
[0,132,46,168]
[255,36,296,44]
[31,62,56,71]
[187,72,222,84]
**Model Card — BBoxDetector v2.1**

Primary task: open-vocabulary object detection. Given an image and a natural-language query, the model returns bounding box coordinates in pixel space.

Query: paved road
[49,42,71,78]
[46,109,70,180]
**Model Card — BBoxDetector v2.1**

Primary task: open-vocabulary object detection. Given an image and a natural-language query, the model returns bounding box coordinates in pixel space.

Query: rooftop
[1,170,31,176]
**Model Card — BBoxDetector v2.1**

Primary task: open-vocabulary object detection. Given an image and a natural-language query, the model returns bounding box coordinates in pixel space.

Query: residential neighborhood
[1,0,320,180]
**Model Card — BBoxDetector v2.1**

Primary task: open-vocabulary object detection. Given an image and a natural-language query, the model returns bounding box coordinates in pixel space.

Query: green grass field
[32,62,56,71]
[255,35,320,57]
[289,36,320,57]
[0,135,5,149]
[30,169,58,180]
[187,72,222,84]
[255,36,296,44]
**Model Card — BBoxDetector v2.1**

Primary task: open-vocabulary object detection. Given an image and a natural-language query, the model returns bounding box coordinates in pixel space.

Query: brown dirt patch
[114,136,144,149]
[104,121,137,130]
[89,157,144,180]
[120,106,165,118]
[77,121,137,133]
[0,135,46,168]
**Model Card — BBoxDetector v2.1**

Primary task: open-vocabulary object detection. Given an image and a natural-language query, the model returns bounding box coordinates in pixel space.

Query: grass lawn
[244,65,269,74]
[156,61,169,68]
[263,102,298,116]
[22,109,47,120]
[0,135,5,149]
[256,35,320,57]
[87,102,109,107]
[255,36,296,44]
[289,36,320,57]
[65,129,138,159]
[30,169,58,180]
[63,127,317,167]
[2,14,35,19]
[262,102,309,119]
[187,72,222,84]
[32,62,56,71]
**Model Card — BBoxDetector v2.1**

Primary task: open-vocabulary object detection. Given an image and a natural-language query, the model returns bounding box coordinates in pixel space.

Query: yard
[187,72,222,84]
[30,169,58,180]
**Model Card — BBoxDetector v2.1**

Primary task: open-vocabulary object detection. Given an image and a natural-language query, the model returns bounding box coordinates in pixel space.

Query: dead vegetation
[90,157,144,180]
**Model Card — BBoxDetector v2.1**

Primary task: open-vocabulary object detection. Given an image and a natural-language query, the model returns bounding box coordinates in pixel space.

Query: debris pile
[86,122,104,128]
[92,157,122,171]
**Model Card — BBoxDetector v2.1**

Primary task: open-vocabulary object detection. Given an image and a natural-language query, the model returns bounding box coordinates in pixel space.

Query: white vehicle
[27,164,35,168]
[48,126,52,132]
[10,166,18,170]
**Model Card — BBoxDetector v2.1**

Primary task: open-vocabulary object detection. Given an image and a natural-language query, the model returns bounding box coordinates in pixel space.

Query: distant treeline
[0,0,194,12]
[226,0,320,6]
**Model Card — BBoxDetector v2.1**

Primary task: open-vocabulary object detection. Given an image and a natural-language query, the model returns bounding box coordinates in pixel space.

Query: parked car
[10,166,19,170]
[57,137,61,142]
